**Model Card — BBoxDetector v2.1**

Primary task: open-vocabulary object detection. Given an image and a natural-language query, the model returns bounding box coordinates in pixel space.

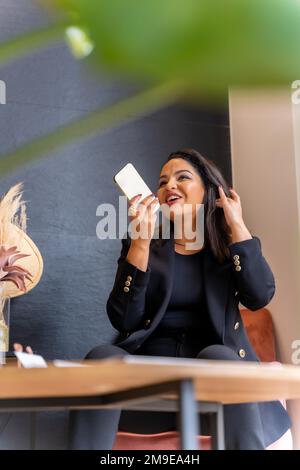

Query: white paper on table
[14,351,48,368]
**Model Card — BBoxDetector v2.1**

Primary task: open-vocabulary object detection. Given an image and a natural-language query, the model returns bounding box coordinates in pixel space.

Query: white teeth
[167,195,180,202]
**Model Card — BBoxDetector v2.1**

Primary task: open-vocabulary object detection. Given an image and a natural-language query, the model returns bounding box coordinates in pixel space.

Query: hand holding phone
[114,163,159,246]
[114,163,160,213]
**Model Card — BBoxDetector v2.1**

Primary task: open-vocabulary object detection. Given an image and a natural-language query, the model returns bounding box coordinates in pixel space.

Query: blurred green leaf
[48,0,300,96]
[0,23,66,66]
[0,79,184,176]
[1,0,300,176]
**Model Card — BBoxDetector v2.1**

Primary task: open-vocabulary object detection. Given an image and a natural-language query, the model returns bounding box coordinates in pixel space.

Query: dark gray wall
[0,0,231,448]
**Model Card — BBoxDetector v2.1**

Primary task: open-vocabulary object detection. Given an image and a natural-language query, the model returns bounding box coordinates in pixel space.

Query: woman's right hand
[128,193,159,247]
[14,343,33,354]
[14,343,33,368]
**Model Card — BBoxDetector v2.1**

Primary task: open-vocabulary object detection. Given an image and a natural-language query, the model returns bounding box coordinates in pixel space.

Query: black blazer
[107,233,275,359]
[106,233,291,445]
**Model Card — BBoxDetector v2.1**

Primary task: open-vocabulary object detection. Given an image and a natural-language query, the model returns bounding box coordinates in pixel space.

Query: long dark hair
[162,147,232,262]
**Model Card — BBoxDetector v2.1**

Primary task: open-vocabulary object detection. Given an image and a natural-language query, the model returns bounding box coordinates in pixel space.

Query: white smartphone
[113,163,160,213]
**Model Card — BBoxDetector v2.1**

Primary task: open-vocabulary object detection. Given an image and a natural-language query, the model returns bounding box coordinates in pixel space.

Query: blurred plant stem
[0,23,66,66]
[0,22,184,177]
[0,79,184,177]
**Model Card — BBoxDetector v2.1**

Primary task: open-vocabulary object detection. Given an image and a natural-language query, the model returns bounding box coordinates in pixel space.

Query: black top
[147,248,217,352]
[158,249,205,331]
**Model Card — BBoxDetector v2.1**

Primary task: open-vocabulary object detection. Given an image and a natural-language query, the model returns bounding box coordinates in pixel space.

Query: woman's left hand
[215,187,252,243]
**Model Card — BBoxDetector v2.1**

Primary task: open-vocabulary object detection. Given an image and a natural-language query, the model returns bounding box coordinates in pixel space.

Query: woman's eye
[159,175,189,186]
[178,175,189,181]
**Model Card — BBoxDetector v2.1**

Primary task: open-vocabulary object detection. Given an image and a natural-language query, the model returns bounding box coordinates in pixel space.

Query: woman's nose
[165,178,177,190]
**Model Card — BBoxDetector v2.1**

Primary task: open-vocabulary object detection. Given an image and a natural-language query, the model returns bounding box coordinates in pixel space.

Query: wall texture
[0,0,231,449]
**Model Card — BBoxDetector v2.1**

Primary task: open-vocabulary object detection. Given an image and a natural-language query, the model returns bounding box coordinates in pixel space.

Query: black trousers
[69,333,267,450]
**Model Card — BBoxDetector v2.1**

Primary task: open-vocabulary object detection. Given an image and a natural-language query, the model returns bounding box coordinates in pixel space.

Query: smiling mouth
[165,195,183,206]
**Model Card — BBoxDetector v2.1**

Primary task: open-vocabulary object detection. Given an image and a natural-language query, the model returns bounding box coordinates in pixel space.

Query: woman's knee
[85,344,129,360]
[196,344,241,361]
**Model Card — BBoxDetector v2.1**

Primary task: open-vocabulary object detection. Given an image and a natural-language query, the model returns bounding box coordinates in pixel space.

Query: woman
[70,147,291,450]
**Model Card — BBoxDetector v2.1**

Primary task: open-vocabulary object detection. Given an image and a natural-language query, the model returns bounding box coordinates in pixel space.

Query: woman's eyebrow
[159,169,193,181]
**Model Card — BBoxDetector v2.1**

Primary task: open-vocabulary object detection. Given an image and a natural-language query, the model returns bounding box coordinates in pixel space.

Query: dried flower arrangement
[0,183,42,352]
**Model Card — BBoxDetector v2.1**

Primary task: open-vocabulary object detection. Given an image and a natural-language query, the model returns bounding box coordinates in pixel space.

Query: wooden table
[1,356,300,449]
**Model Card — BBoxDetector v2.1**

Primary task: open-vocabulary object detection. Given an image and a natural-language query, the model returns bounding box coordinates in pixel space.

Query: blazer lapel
[121,231,232,350]
[117,235,175,349]
[146,236,175,329]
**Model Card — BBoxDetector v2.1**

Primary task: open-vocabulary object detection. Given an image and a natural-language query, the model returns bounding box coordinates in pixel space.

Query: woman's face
[157,158,205,222]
